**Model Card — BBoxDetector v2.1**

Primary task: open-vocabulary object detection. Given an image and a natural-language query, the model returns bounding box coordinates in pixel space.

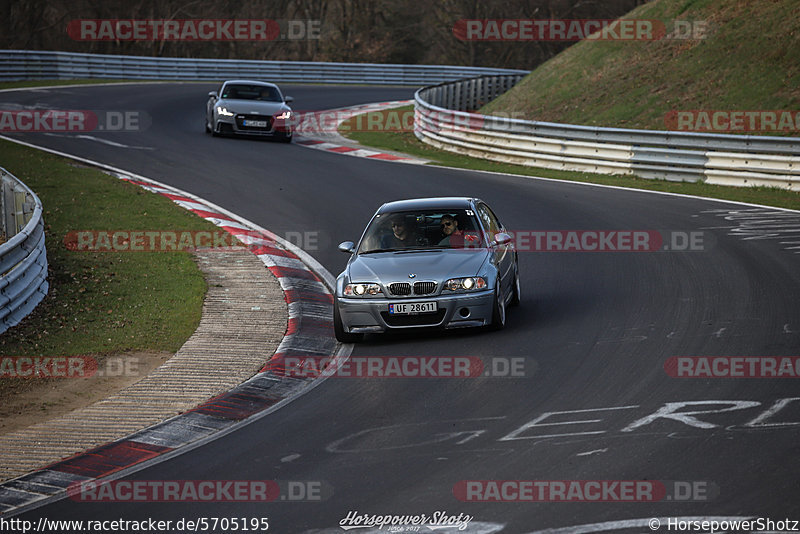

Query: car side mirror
[208,91,218,99]
[338,241,355,254]
[492,232,513,246]
[284,96,294,104]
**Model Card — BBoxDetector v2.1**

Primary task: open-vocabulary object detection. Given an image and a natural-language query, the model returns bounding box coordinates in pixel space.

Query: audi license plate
[243,120,268,127]
[389,302,437,315]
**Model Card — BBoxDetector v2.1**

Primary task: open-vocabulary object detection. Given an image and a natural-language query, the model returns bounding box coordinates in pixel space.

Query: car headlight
[344,283,382,297]
[216,107,235,117]
[444,277,487,291]
[275,111,291,120]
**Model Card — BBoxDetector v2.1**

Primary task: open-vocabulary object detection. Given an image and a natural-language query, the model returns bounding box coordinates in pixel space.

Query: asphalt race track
[2,83,800,532]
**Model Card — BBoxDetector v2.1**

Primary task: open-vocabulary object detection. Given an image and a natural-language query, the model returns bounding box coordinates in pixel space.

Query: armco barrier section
[415,76,800,189]
[0,167,48,335]
[0,50,528,85]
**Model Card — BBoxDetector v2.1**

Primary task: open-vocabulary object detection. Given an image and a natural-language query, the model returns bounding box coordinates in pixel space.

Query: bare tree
[0,0,648,68]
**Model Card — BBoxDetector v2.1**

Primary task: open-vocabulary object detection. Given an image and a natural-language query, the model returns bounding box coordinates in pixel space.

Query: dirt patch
[0,351,172,435]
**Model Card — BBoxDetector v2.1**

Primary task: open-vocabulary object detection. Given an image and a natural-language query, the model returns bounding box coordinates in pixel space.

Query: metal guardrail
[0,167,48,335]
[0,50,528,86]
[415,76,800,189]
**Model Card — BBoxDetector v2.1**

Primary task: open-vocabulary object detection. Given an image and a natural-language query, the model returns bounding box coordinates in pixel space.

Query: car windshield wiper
[396,247,447,252]
[359,248,404,254]
[361,246,448,254]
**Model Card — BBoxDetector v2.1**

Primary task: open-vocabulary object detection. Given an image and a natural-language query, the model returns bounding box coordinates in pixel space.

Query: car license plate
[243,120,267,127]
[389,302,437,315]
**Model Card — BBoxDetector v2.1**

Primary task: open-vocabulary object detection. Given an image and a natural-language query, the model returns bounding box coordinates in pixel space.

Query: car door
[476,202,513,295]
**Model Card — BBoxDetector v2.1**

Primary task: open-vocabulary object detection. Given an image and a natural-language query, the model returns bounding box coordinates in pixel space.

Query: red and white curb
[0,137,350,516]
[294,100,428,165]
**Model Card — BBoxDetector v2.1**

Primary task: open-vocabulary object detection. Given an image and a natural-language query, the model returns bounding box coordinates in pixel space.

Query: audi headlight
[275,111,291,120]
[216,107,235,117]
[344,283,382,297]
[444,277,487,291]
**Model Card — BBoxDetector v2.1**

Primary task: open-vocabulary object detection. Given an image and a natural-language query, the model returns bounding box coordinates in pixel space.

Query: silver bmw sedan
[334,197,520,342]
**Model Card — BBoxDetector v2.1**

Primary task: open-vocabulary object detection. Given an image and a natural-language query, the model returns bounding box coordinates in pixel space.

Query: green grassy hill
[481,0,800,133]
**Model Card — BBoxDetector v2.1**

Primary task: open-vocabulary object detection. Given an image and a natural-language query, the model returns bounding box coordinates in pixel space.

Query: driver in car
[259,87,277,101]
[438,214,464,247]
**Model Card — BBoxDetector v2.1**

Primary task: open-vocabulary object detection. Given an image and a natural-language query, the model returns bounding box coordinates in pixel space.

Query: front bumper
[337,291,495,334]
[214,116,292,137]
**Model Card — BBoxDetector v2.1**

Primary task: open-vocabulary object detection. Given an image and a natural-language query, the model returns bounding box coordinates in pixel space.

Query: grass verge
[481,0,800,133]
[0,138,220,411]
[340,106,800,210]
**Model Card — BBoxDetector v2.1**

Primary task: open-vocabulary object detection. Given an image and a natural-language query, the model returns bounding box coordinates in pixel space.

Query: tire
[489,281,506,330]
[334,299,362,343]
[204,118,211,133]
[278,132,293,143]
[509,263,521,307]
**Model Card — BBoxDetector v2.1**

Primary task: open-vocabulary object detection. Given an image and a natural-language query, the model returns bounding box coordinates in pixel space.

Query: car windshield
[221,84,282,102]
[357,209,485,254]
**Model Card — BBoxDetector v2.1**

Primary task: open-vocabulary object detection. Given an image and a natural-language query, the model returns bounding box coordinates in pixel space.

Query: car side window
[477,204,501,236]
[486,205,505,231]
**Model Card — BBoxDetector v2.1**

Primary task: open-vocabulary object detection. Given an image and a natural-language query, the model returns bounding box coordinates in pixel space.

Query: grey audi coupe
[205,80,294,142]
[334,197,520,342]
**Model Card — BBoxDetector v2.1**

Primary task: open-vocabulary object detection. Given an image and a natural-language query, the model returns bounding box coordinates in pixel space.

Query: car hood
[347,249,490,284]
[216,99,289,115]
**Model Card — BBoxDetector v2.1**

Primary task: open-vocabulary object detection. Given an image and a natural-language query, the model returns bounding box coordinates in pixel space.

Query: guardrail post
[2,176,14,239]
[1,176,6,240]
